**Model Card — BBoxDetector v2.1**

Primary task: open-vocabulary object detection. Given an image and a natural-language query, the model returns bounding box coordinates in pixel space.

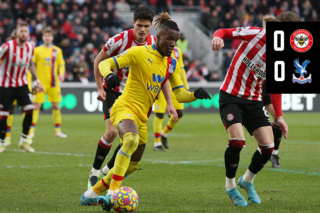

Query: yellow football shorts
[33,85,61,103]
[110,106,148,145]
[154,90,184,113]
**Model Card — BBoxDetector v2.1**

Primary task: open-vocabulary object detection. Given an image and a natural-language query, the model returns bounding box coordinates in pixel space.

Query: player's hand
[167,104,178,122]
[194,88,211,99]
[97,89,106,101]
[105,73,120,89]
[59,74,65,82]
[276,116,288,139]
[35,82,44,93]
[212,37,224,51]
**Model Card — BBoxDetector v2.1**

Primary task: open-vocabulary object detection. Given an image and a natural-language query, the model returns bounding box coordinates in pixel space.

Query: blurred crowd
[0,0,318,83]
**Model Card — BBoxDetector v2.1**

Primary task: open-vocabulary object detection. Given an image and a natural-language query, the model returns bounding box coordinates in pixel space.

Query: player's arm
[99,47,138,85]
[29,60,44,93]
[57,49,66,82]
[162,80,178,121]
[0,43,9,60]
[270,94,288,139]
[94,49,110,101]
[169,66,210,102]
[212,27,260,51]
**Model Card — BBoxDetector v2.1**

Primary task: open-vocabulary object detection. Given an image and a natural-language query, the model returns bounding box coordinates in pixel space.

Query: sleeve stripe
[172,85,184,91]
[112,57,119,69]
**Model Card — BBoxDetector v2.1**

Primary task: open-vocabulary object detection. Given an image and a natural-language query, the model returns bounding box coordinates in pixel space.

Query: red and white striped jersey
[0,39,34,88]
[215,27,266,101]
[102,29,156,93]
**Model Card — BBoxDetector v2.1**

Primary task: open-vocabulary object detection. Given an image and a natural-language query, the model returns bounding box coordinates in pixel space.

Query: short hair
[262,15,278,28]
[17,21,29,29]
[42,28,53,35]
[133,7,154,23]
[277,11,301,22]
[154,11,180,32]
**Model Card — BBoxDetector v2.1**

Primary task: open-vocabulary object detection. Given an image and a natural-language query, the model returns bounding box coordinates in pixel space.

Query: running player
[211,12,299,206]
[87,7,157,189]
[30,28,67,139]
[0,21,43,153]
[80,12,211,209]
[153,46,188,151]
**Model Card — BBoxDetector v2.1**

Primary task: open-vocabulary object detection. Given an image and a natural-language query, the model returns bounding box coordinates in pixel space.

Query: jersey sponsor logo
[152,74,165,83]
[292,59,312,84]
[147,84,161,93]
[242,56,266,80]
[227,113,234,121]
[45,58,51,61]
[290,29,313,53]
[11,63,28,68]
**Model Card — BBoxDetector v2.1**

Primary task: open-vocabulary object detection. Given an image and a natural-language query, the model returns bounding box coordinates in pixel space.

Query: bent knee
[177,110,183,118]
[122,132,139,154]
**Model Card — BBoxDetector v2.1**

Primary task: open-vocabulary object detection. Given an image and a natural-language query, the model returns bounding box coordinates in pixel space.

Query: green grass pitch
[1,113,320,213]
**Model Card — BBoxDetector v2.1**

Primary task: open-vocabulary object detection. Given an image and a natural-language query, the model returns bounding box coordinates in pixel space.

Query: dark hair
[133,7,154,23]
[154,11,180,32]
[277,11,301,22]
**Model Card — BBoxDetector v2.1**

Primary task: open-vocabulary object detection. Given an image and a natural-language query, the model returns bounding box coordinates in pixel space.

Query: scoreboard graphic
[266,22,320,94]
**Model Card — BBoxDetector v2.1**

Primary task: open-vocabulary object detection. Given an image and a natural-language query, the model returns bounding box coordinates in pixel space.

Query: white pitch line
[5,149,94,157]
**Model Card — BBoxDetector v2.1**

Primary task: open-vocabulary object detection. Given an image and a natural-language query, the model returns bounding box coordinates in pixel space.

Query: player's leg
[153,113,165,151]
[100,142,122,178]
[82,118,139,208]
[88,91,119,189]
[4,103,16,146]
[238,106,273,204]
[0,87,18,152]
[88,118,117,189]
[52,102,67,137]
[161,109,183,149]
[153,92,166,151]
[47,86,67,137]
[220,100,247,206]
[161,91,184,149]
[16,85,35,152]
[265,104,282,167]
[29,87,46,139]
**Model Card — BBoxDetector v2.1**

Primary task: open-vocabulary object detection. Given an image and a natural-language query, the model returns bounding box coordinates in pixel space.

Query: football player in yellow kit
[30,28,67,139]
[80,12,211,210]
[153,46,189,151]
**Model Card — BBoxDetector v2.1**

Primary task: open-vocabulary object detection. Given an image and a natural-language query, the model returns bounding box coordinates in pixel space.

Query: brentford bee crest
[290,29,313,53]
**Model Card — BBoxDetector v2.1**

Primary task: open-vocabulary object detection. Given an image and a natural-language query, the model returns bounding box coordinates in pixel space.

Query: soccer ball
[112,187,139,212]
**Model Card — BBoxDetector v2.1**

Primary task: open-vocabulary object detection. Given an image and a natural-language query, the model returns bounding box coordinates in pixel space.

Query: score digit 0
[274,30,285,81]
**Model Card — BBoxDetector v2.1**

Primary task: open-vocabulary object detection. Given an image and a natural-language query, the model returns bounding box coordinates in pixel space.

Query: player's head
[277,11,301,22]
[132,7,154,43]
[16,21,29,43]
[42,28,54,45]
[154,12,180,57]
[262,15,277,29]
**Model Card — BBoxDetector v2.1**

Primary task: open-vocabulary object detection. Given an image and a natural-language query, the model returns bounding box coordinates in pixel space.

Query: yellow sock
[153,116,163,143]
[92,179,109,195]
[53,109,62,132]
[163,115,181,135]
[28,109,40,135]
[109,132,139,191]
[5,114,13,138]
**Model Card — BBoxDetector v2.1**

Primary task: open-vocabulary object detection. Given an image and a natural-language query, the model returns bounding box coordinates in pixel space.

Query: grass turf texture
[1,113,320,213]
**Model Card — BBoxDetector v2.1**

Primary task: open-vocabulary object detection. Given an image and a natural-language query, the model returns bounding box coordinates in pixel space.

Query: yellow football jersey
[33,45,65,87]
[110,45,184,123]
